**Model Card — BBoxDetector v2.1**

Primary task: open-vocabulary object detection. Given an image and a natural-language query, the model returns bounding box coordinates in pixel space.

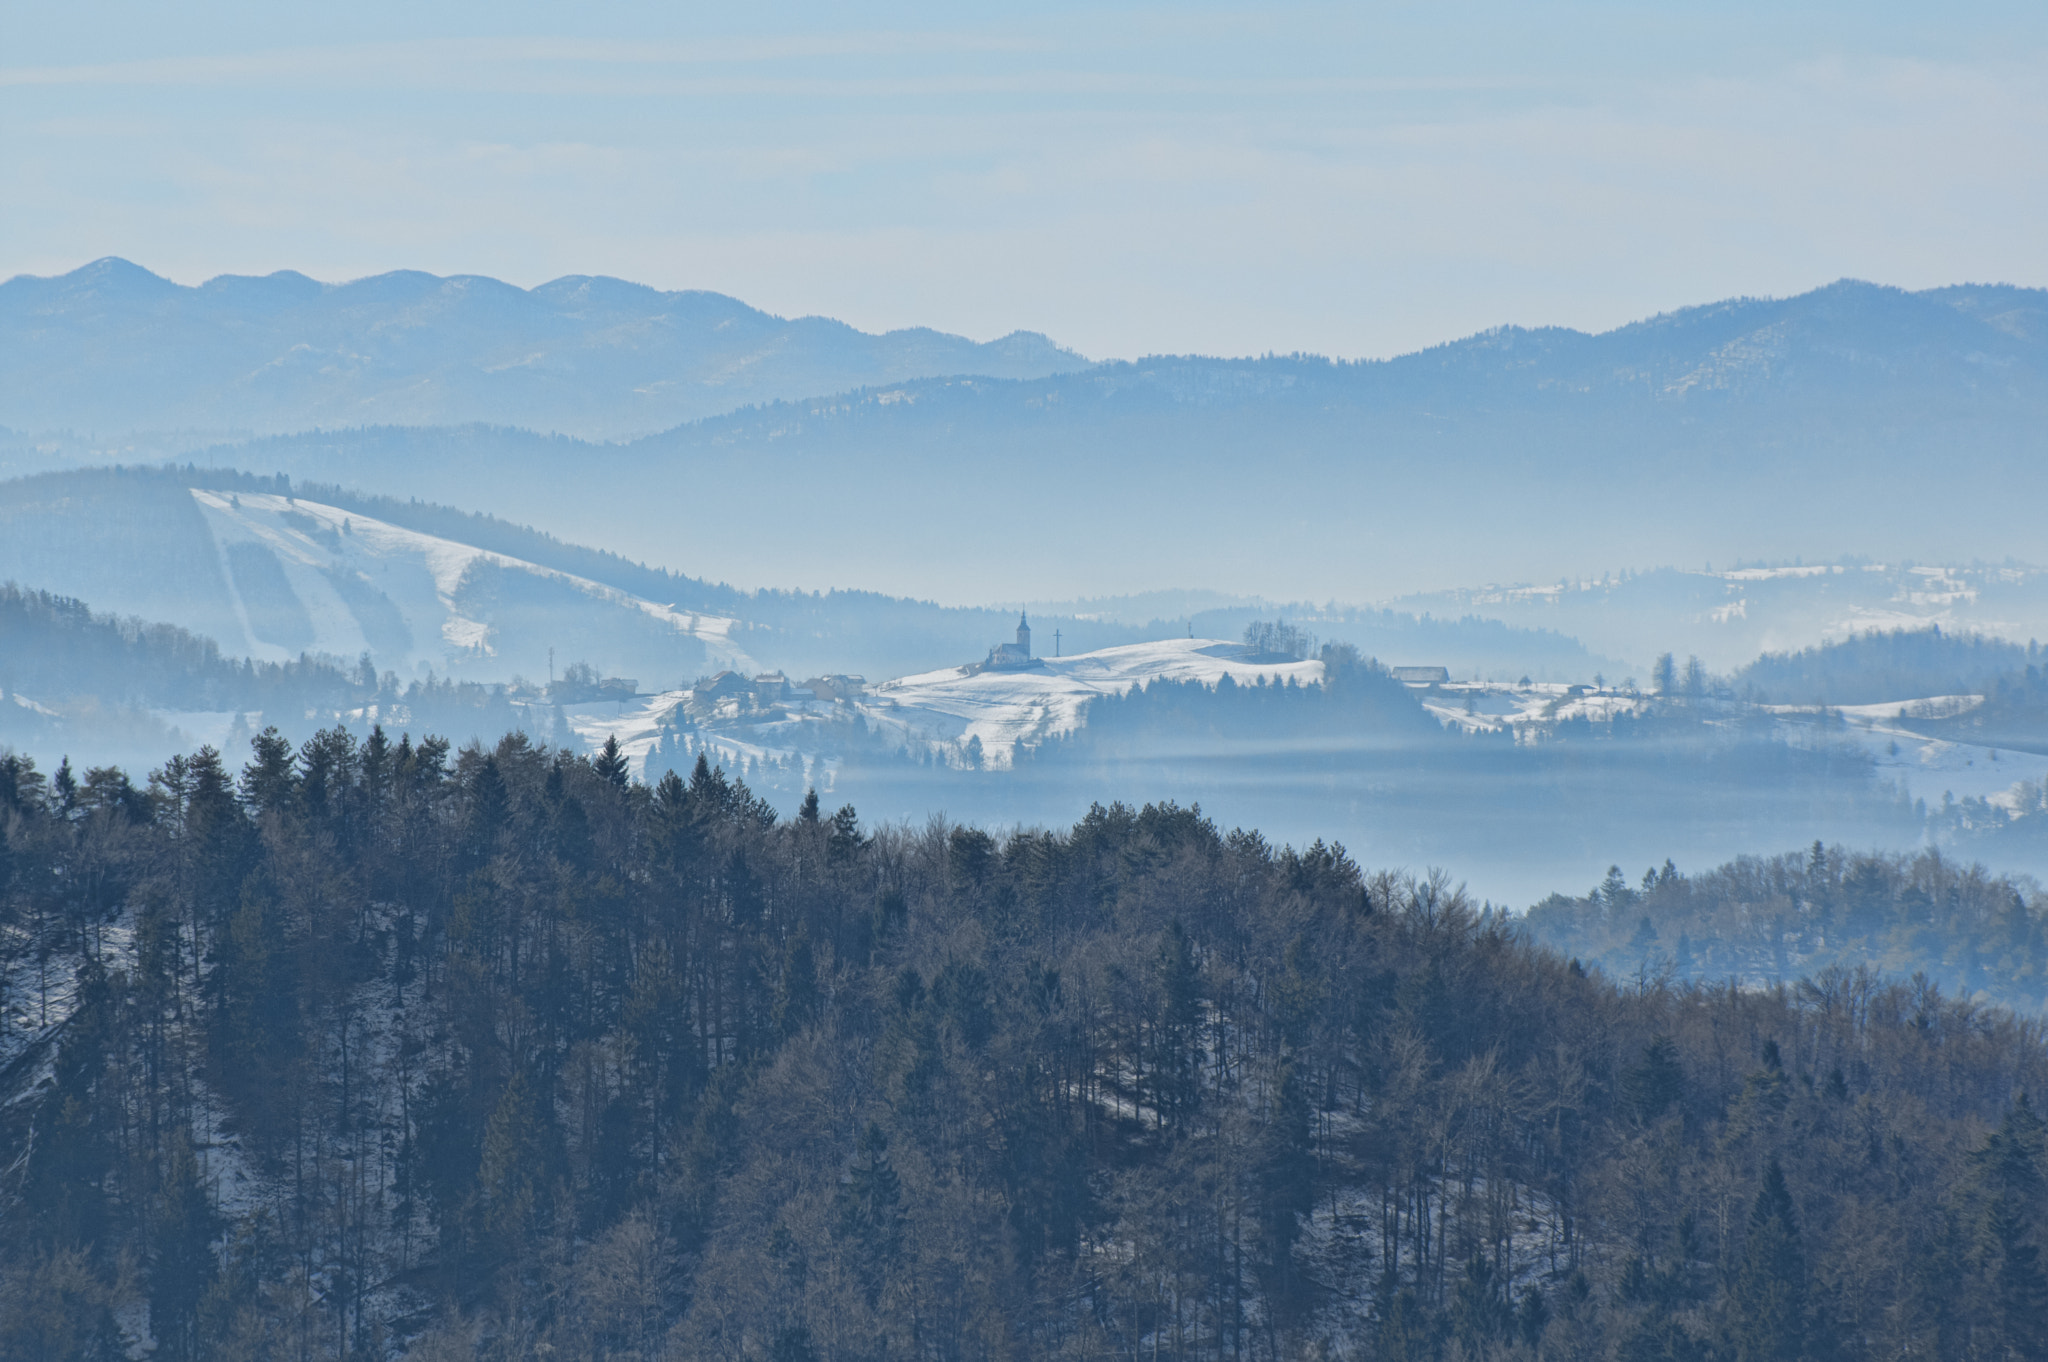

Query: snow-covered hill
[0,472,755,687]
[186,489,750,675]
[862,639,1324,767]
[556,638,1325,785]
[1413,676,2048,813]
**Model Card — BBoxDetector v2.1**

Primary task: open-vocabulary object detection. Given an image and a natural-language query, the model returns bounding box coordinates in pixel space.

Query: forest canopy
[2,730,2047,1361]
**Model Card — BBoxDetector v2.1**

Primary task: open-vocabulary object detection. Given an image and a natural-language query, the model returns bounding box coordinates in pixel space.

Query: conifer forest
[5,728,2048,1361]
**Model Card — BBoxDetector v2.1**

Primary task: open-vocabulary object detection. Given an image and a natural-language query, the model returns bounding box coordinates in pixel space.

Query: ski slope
[188,490,751,673]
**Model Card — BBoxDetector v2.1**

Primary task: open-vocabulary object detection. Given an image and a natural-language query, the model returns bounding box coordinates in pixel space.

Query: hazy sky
[8,1,2046,360]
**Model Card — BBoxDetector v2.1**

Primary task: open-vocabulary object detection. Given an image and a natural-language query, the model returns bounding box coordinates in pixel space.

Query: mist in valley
[11,15,2048,1346]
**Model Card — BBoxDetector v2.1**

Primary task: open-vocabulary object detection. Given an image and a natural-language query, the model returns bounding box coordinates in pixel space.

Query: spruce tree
[1730,1159,1806,1362]
[1968,1095,2048,1360]
[593,733,630,788]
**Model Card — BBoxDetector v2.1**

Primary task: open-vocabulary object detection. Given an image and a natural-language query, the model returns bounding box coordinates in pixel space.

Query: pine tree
[1730,1159,1806,1362]
[1451,1250,1511,1354]
[593,733,630,788]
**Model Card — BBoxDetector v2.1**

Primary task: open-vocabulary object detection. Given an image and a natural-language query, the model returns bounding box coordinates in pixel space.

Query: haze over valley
[8,269,2048,906]
[15,0,2048,1352]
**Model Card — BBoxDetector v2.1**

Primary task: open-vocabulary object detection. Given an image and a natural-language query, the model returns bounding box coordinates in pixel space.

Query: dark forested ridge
[5,731,2048,1361]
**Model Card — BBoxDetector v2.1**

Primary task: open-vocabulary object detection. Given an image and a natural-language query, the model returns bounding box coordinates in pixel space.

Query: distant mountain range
[0,257,1090,439]
[37,278,2027,605]
[5,269,2047,607]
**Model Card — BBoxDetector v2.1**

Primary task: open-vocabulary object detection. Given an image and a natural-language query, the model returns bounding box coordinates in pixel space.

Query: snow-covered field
[1419,681,1648,735]
[863,638,1324,767]
[1771,696,2048,810]
[541,644,2048,821]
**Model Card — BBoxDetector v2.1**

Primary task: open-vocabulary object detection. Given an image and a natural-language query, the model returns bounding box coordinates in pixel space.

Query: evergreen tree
[1967,1095,2048,1360]
[1730,1159,1806,1362]
[593,733,630,788]
[1624,1035,1686,1123]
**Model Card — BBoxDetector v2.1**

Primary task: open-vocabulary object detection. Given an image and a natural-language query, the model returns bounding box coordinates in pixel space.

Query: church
[979,613,1046,672]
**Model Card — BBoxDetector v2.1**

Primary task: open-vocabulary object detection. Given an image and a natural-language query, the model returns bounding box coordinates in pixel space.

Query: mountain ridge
[10,272,2048,605]
[0,257,1091,439]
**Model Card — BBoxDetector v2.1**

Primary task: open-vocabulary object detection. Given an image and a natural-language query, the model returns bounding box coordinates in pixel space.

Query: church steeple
[1016,612,1032,656]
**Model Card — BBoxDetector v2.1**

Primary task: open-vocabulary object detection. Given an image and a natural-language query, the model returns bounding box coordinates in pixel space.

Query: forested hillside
[0,580,527,773]
[1733,628,2039,706]
[4,731,2048,1360]
[1523,844,2048,1012]
[0,581,357,711]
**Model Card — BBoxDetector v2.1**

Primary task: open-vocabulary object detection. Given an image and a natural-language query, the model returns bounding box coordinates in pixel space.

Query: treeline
[0,581,358,712]
[0,579,536,775]
[1733,626,2040,706]
[5,732,2048,1359]
[1905,662,2048,756]
[972,652,1907,889]
[1523,843,2048,1012]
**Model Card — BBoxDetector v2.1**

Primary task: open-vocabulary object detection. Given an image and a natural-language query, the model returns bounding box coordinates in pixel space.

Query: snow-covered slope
[186,490,750,675]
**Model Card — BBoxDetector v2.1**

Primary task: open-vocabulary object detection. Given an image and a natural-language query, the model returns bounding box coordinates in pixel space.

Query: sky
[6,1,2048,361]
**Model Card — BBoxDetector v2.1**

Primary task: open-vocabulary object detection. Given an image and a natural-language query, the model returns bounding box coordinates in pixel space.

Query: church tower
[1016,612,1032,657]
